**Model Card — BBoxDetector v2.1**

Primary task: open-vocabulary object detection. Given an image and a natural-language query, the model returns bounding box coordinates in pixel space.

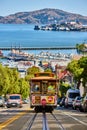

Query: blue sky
[0,0,87,16]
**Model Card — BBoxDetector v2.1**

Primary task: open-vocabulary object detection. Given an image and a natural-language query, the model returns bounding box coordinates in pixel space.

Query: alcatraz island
[34,21,87,31]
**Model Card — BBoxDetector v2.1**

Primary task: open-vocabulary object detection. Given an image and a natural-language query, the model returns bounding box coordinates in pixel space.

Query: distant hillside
[0,8,87,24]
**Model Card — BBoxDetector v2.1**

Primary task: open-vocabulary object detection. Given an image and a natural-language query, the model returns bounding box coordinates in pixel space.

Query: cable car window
[48,82,56,92]
[42,81,48,93]
[31,82,40,92]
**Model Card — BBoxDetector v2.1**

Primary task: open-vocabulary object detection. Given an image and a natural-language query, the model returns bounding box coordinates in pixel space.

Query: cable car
[30,72,58,112]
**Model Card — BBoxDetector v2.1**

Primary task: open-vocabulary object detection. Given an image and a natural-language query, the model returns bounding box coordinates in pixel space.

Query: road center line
[0,112,26,129]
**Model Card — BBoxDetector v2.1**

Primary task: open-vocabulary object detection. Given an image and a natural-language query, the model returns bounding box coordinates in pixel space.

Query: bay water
[0,24,87,55]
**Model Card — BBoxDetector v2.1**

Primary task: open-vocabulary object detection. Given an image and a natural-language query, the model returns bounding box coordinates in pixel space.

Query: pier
[0,46,76,50]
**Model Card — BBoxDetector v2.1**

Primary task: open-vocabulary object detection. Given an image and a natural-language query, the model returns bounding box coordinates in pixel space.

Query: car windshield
[10,96,20,99]
[69,93,80,98]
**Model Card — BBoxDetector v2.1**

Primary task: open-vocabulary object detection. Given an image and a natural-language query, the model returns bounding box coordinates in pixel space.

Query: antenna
[11,43,13,51]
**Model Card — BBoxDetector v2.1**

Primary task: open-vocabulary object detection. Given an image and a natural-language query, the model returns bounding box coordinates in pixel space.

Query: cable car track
[43,112,49,130]
[51,113,66,130]
[21,113,37,130]
[21,112,66,130]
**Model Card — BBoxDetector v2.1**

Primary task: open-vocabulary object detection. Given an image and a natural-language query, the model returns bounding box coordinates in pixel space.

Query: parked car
[59,97,66,107]
[6,94,22,108]
[79,94,87,112]
[65,89,80,107]
[57,97,62,105]
[0,96,5,107]
[72,96,83,110]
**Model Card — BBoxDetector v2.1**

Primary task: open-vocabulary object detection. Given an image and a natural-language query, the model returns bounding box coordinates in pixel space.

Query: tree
[18,78,29,99]
[76,43,86,54]
[67,60,83,88]
[67,56,87,93]
[59,81,70,97]
[27,66,41,76]
[67,60,83,79]
[0,62,31,98]
[0,64,10,95]
[78,56,87,88]
[5,67,20,94]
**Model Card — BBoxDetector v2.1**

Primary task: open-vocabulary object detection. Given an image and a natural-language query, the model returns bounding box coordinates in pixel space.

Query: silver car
[0,96,5,107]
[72,96,83,110]
[79,95,87,112]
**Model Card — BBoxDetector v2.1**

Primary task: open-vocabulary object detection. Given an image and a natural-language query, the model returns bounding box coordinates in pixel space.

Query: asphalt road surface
[0,104,87,130]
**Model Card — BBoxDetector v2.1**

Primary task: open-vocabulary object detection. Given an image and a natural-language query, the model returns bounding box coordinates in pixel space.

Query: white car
[65,89,80,107]
[6,94,22,108]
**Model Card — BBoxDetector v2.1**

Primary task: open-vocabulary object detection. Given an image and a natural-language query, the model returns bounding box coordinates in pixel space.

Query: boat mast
[19,43,21,53]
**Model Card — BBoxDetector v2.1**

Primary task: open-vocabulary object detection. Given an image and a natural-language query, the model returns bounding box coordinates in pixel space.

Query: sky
[0,0,87,16]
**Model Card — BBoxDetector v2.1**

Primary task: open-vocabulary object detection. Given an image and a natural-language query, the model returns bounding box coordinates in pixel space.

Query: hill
[0,8,87,24]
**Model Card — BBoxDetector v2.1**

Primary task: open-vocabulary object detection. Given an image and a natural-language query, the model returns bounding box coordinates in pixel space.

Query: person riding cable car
[48,83,55,92]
